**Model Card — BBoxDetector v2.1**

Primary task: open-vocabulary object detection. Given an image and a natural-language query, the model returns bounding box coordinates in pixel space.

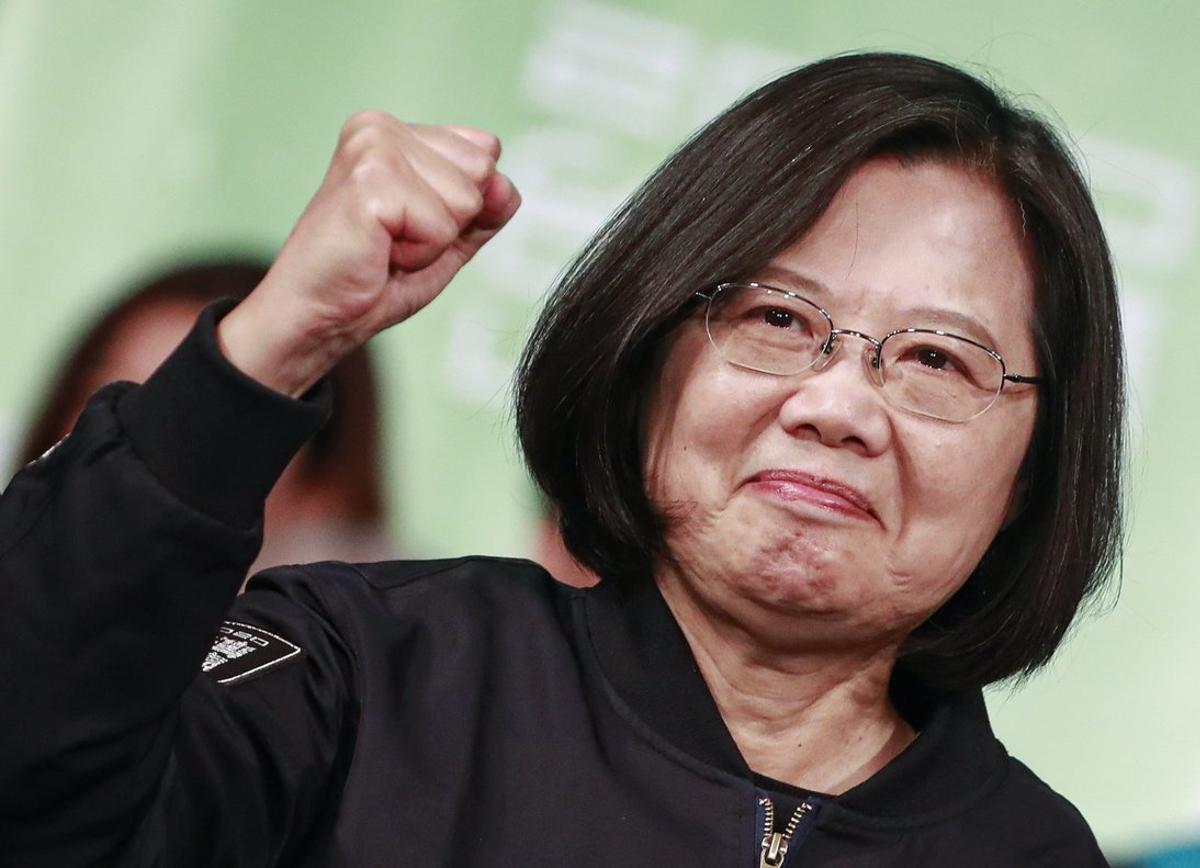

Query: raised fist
[218,111,521,396]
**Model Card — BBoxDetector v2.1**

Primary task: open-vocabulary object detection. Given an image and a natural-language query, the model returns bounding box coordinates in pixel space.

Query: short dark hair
[18,258,387,526]
[515,52,1124,692]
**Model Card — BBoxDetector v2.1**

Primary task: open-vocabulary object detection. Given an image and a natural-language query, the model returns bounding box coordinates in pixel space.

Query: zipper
[758,795,815,868]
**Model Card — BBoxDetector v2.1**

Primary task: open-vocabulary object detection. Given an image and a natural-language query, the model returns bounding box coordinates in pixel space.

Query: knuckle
[446,185,485,222]
[451,126,500,158]
[348,163,407,223]
[349,151,401,183]
[434,126,497,181]
[339,110,398,152]
[471,131,501,160]
[344,125,388,157]
[347,155,408,203]
[343,109,394,134]
[427,209,461,245]
[463,150,497,185]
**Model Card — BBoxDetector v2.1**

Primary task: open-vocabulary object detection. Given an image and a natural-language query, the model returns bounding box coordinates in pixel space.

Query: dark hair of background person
[16,259,386,528]
[516,51,1124,693]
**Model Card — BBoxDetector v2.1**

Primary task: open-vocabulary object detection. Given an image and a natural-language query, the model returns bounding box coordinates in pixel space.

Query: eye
[710,286,827,355]
[884,333,1003,396]
[762,307,797,329]
[913,346,957,372]
[896,343,970,378]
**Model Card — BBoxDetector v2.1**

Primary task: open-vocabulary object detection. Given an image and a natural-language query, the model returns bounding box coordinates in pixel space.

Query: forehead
[759,157,1038,362]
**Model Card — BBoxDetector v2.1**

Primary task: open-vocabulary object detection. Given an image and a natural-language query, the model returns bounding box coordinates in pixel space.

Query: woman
[0,53,1121,866]
[13,259,394,570]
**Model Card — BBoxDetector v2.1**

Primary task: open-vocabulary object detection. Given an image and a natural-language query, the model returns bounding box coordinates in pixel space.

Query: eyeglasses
[694,282,1041,423]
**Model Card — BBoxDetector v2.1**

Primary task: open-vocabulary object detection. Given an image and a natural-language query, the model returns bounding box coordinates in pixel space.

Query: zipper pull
[758,795,814,868]
[760,831,788,867]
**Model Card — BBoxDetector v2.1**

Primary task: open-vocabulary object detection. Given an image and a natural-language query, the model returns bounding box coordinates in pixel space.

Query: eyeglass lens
[704,284,1005,422]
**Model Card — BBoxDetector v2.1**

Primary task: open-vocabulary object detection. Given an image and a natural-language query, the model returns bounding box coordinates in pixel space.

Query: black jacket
[0,306,1108,867]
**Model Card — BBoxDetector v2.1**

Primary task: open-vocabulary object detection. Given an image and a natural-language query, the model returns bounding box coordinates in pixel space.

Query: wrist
[216,294,350,398]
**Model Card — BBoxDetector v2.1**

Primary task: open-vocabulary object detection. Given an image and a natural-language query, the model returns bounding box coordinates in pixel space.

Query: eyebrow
[751,264,1004,352]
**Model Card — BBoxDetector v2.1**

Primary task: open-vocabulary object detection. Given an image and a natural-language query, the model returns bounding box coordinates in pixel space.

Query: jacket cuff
[116,299,332,528]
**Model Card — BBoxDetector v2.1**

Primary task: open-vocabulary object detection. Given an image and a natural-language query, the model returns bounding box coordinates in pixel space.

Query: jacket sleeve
[0,302,359,867]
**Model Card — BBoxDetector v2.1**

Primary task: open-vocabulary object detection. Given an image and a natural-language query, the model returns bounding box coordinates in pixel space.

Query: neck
[655,570,916,795]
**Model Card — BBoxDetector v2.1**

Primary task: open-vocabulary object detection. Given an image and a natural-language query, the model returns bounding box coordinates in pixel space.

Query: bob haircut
[516,52,1124,693]
[17,259,386,527]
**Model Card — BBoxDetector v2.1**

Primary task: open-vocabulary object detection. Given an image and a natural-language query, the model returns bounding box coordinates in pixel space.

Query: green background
[1,1,1196,859]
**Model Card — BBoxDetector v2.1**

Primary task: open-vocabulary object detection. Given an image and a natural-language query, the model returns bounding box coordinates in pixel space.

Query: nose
[776,333,891,456]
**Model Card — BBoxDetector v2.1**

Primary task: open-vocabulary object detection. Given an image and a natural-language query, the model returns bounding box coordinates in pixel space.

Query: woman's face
[643,157,1041,651]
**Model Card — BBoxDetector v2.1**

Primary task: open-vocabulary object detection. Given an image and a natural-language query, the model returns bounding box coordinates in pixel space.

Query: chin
[731,531,850,610]
[667,500,870,611]
[742,560,844,614]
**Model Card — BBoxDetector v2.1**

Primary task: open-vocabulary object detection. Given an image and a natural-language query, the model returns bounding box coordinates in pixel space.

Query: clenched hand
[218,111,521,396]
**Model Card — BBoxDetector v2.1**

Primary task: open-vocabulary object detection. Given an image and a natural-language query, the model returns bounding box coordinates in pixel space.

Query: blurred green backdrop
[1,1,1196,860]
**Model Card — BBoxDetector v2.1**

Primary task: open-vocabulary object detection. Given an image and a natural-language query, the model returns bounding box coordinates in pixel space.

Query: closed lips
[747,470,878,521]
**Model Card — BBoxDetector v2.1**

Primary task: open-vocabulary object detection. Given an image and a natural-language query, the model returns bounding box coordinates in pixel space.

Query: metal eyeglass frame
[694,282,1043,422]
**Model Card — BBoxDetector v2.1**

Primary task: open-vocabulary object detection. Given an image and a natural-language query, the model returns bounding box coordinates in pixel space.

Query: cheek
[642,333,704,501]
[890,418,1033,584]
[905,415,1027,512]
[643,360,763,510]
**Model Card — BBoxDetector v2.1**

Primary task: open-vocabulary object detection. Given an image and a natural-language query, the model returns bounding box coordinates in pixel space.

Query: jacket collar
[583,577,1007,820]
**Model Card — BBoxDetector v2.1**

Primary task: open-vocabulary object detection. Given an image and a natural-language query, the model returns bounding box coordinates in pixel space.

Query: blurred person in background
[14,259,394,569]
[1,53,1123,866]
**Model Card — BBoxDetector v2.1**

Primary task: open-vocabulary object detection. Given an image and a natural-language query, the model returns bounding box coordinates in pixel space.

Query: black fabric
[586,575,749,776]
[0,308,1109,867]
[117,299,332,528]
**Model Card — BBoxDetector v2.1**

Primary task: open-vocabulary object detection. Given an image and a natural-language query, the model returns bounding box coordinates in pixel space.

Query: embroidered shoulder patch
[201,621,302,685]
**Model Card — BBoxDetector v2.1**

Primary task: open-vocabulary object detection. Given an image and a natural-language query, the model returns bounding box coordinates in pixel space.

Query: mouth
[746,469,879,523]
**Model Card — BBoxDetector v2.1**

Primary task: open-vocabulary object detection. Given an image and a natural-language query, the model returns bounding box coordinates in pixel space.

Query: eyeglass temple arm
[1003,373,1042,385]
